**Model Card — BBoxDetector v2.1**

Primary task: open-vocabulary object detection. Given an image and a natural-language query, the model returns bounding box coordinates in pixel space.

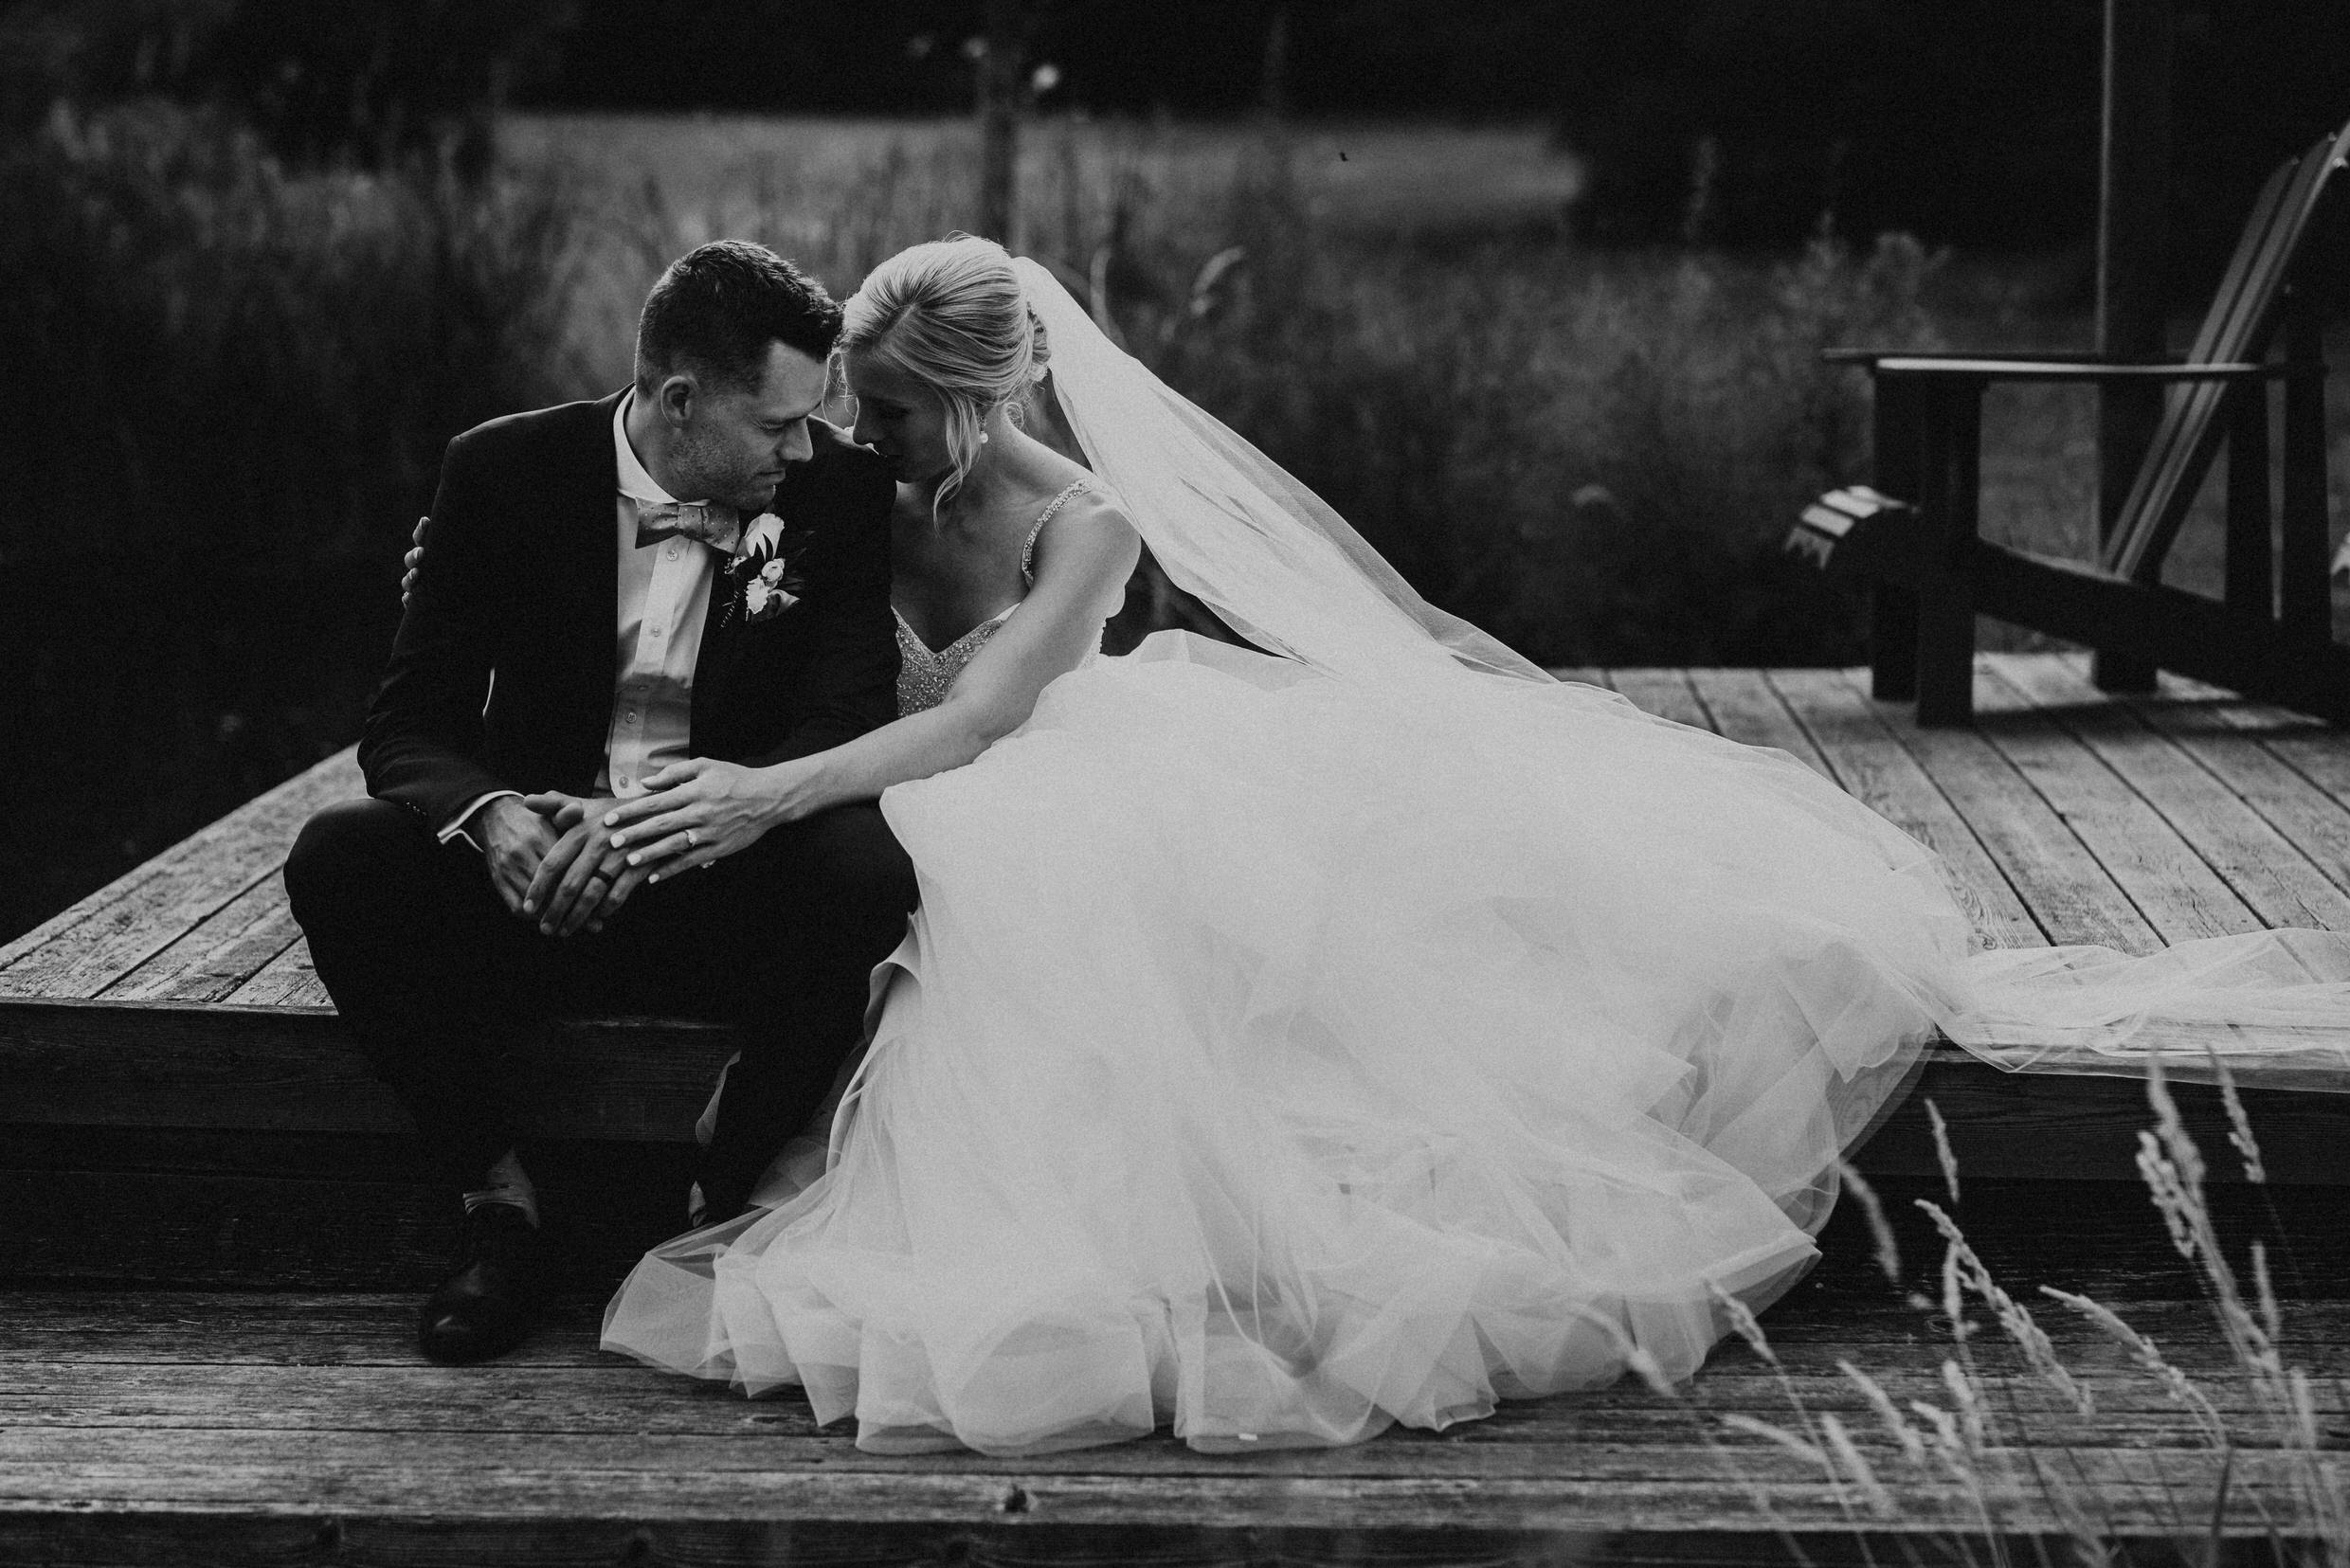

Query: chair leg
[1912,377,1981,728]
[1870,585,1919,700]
[2091,648,2159,694]
[1915,587,1976,727]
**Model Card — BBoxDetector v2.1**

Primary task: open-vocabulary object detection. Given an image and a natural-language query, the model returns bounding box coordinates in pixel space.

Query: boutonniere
[725,512,815,626]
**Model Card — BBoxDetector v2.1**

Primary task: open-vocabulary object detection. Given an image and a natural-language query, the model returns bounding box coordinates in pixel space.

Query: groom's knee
[284,797,423,929]
[775,802,917,925]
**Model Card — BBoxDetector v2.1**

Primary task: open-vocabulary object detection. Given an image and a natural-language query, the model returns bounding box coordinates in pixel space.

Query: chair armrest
[1822,348,2106,367]
[1870,358,2279,384]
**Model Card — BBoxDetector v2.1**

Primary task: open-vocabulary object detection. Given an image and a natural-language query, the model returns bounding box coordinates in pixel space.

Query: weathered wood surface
[1,1286,2342,1559]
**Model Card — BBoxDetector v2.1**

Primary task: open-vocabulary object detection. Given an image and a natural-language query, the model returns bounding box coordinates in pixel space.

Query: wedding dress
[602,260,2350,1456]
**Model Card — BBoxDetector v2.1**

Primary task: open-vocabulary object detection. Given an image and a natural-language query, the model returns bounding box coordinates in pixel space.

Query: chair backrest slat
[2185,158,2299,366]
[2106,120,2350,579]
[2107,148,2313,577]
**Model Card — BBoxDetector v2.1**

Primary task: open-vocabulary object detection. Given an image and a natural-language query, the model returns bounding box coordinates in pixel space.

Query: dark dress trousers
[284,391,916,1212]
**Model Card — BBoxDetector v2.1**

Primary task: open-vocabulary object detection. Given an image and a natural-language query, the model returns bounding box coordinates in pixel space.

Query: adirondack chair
[1791,120,2350,726]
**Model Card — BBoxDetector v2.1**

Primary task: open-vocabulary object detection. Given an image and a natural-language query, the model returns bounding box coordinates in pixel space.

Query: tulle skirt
[603,633,2350,1453]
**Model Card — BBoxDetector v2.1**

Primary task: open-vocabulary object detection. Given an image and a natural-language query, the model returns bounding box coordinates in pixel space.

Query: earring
[979,431,990,444]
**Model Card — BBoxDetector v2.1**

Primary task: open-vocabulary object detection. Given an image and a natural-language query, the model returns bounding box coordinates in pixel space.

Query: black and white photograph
[4,2,2350,1562]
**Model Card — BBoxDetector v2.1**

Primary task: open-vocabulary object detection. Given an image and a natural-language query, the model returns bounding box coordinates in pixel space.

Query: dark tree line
[9,0,2350,266]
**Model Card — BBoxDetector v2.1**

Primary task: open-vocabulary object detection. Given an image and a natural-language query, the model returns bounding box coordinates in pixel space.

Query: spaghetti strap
[1020,478,1091,586]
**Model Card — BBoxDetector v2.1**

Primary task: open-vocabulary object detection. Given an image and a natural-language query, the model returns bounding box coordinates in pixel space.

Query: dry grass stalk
[1835,1160,1904,1289]
[1926,1096,1962,1206]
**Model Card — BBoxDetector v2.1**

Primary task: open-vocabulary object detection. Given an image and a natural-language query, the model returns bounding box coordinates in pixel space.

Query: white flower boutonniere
[737,512,787,561]
[726,511,811,626]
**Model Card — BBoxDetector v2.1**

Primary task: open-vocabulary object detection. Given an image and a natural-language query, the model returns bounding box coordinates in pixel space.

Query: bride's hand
[601,758,809,881]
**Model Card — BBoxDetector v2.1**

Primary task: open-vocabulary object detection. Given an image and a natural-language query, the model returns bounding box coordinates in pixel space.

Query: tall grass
[0,100,579,940]
[1698,1073,2348,1561]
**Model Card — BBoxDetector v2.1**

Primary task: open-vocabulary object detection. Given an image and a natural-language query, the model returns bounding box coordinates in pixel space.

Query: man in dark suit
[284,241,913,1364]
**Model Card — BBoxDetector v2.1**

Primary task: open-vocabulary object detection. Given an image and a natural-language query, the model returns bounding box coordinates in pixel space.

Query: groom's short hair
[636,241,842,394]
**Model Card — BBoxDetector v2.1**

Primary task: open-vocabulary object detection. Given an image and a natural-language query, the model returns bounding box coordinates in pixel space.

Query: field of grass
[499,113,1590,390]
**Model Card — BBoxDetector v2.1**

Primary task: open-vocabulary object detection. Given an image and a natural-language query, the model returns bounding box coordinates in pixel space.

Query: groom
[284,241,914,1364]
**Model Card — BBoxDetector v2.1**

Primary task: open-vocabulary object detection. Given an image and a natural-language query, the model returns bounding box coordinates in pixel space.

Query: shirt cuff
[439,790,524,853]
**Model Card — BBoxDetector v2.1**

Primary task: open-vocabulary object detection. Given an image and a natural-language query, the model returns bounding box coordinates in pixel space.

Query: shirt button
[665,544,679,560]
[624,710,638,721]
[648,623,663,638]
[617,775,631,789]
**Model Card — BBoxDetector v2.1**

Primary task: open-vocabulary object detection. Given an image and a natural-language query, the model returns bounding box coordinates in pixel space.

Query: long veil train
[1009,256,2350,1089]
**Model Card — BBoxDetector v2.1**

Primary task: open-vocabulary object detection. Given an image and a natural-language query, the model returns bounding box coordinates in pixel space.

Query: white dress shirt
[439,391,722,844]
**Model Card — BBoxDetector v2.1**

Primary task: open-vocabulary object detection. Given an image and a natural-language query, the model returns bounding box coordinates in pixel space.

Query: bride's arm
[599,496,1139,875]
[773,495,1138,809]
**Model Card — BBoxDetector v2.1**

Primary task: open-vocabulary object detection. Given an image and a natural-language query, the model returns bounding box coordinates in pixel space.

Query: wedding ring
[685,828,699,847]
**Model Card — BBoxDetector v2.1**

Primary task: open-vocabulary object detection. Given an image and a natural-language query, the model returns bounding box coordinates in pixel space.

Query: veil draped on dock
[1013,256,2350,1090]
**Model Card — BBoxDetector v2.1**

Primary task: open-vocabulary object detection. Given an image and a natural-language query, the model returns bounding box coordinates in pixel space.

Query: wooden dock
[3,651,2346,1563]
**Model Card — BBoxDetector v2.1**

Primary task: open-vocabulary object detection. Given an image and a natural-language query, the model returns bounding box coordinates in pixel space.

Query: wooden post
[2091,0,2172,694]
[975,0,1024,248]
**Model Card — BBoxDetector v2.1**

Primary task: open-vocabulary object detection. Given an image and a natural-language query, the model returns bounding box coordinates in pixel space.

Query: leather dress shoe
[418,1201,547,1365]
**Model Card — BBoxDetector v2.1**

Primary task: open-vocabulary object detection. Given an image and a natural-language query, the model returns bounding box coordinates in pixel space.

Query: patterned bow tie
[633,499,742,553]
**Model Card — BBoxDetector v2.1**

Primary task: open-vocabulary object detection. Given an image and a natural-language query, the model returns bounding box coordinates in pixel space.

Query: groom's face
[664,340,829,512]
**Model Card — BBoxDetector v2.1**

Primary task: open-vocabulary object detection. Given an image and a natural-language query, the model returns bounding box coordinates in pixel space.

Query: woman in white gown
[594,237,2350,1456]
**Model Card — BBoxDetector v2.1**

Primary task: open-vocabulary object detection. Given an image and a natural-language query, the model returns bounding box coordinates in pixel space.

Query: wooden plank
[0,1516,2325,1568]
[99,877,303,1003]
[12,1133,2346,1295]
[0,1134,698,1291]
[2119,674,2350,904]
[12,1291,2343,1372]
[1861,1049,2350,1185]
[1605,668,1714,730]
[1969,662,2270,945]
[1988,653,2350,931]
[0,750,361,1000]
[9,1372,2338,1467]
[0,1515,1848,1568]
[223,933,329,1008]
[0,1001,732,1138]
[0,1429,2326,1535]
[9,994,2341,1186]
[1683,668,1834,779]
[1819,664,2154,952]
[2185,674,2350,812]
[1762,668,2044,950]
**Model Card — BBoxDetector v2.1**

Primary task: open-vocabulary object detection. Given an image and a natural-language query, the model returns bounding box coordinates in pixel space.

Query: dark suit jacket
[359,390,898,832]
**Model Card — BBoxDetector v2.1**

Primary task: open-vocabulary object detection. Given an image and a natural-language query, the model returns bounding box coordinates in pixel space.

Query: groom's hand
[522,795,632,938]
[471,796,561,917]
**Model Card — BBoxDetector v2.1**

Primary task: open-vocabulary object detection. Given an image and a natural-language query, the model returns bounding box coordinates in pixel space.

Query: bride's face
[844,350,954,485]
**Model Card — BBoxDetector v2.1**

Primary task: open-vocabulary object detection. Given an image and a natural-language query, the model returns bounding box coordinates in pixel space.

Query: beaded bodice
[894,478,1090,716]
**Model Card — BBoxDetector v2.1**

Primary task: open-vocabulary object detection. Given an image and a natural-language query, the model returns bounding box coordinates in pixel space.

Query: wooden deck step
[4,1261,2345,1564]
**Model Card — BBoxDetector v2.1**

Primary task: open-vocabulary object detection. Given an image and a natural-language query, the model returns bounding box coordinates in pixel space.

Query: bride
[590,235,2350,1455]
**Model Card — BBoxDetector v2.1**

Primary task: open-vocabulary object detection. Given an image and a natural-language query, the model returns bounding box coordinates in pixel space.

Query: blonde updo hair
[839,235,1050,522]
